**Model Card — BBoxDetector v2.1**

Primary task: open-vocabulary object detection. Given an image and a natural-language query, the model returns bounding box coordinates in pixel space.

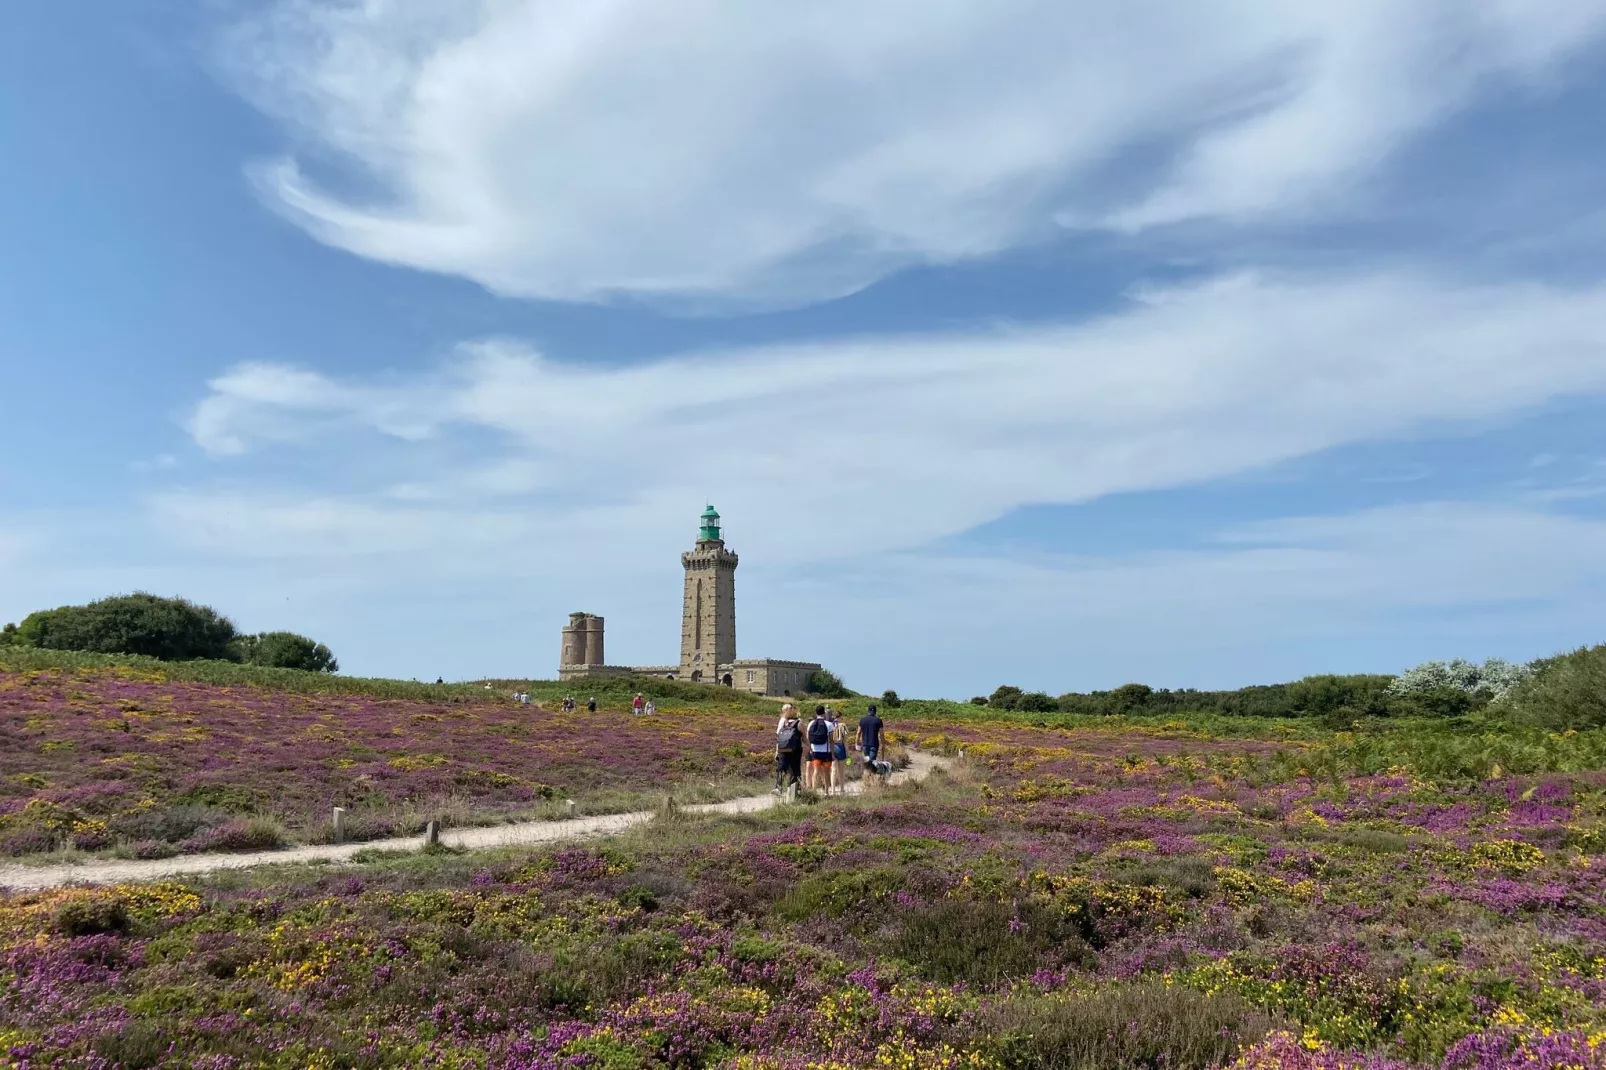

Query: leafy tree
[1017,691,1058,712]
[1501,643,1606,730]
[233,631,339,674]
[1108,683,1153,714]
[806,669,852,698]
[969,696,989,706]
[880,689,903,709]
[0,622,18,646]
[17,594,239,661]
[1388,657,1533,701]
[989,685,1024,710]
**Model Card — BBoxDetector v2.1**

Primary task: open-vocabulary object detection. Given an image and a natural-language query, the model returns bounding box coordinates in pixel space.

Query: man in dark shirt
[856,704,884,767]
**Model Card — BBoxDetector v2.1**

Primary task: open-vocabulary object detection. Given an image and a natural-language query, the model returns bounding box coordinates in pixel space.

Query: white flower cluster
[1386,657,1534,700]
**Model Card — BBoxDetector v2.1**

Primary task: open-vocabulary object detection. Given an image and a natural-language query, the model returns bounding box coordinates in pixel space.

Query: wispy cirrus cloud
[219,1,1606,307]
[177,269,1606,568]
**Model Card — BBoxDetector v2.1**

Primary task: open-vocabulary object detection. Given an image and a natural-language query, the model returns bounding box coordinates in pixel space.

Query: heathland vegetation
[0,642,1604,1067]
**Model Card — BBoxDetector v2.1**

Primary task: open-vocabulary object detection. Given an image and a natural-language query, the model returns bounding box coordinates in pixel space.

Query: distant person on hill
[643,699,656,717]
[857,703,884,773]
[563,696,575,712]
[435,677,443,685]
[773,703,803,794]
[632,693,645,717]
[586,697,597,713]
[806,706,832,790]
[829,707,849,795]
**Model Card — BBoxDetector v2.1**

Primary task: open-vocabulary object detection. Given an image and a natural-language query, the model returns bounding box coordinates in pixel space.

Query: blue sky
[4,2,1606,697]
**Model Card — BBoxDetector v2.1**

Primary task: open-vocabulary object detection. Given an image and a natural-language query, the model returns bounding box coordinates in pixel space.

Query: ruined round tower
[679,506,737,683]
[559,612,604,671]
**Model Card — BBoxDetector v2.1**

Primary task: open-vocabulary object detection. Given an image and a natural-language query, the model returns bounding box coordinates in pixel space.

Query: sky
[3,1,1606,698]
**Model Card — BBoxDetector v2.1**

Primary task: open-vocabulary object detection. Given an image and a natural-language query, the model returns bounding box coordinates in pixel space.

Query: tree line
[0,593,338,673]
[974,645,1606,730]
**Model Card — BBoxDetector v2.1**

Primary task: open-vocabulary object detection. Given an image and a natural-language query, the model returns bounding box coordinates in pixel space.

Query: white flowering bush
[1387,657,1534,701]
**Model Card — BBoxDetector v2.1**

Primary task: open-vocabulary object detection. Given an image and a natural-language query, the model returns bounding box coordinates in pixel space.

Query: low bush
[184,818,287,853]
[2,826,57,856]
[91,1022,171,1069]
[986,982,1277,1070]
[109,805,232,844]
[890,898,1089,986]
[54,894,130,937]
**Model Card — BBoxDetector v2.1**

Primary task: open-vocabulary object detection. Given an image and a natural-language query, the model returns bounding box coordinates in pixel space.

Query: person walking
[774,703,803,794]
[857,703,885,777]
[643,698,656,717]
[586,697,597,713]
[829,706,850,795]
[805,706,833,791]
[632,693,645,717]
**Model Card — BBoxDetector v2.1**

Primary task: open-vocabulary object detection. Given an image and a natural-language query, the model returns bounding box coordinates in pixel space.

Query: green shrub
[233,631,339,673]
[54,894,130,937]
[881,689,903,708]
[189,818,287,852]
[990,686,1024,709]
[1502,643,1606,731]
[986,982,1276,1070]
[890,898,1088,986]
[17,593,240,661]
[807,669,852,698]
[109,804,232,844]
[1119,856,1218,899]
[91,1022,170,1069]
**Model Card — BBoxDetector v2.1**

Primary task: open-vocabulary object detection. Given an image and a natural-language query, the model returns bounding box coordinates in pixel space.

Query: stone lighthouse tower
[679,505,738,682]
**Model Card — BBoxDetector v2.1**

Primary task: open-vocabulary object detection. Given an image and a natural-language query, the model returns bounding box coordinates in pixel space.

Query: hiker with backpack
[774,703,803,794]
[805,706,833,791]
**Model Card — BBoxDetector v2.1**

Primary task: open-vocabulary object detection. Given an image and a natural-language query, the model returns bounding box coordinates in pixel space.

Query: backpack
[777,721,802,752]
[807,718,830,747]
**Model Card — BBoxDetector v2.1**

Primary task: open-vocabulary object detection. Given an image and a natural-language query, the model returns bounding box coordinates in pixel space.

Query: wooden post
[425,820,440,847]
[332,807,346,844]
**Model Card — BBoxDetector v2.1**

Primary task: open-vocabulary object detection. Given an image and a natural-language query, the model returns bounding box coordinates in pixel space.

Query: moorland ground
[1,651,1604,1068]
[0,652,800,860]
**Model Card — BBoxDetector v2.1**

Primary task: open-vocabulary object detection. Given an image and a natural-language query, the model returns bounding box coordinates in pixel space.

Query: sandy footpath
[0,752,949,891]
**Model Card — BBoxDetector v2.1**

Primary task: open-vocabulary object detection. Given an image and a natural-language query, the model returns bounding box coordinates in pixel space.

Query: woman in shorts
[829,708,849,795]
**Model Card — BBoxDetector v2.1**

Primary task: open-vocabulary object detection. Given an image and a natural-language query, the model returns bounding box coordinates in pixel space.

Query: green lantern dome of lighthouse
[699,505,722,541]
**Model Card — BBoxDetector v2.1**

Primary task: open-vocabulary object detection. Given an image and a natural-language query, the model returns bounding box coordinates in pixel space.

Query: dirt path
[0,753,950,891]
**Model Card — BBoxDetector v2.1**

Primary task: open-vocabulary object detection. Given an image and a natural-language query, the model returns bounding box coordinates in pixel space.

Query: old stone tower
[557,505,821,696]
[559,612,604,671]
[679,506,737,682]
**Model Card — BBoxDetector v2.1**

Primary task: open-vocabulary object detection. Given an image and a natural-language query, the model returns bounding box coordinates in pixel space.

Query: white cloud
[221,1,1606,306]
[180,270,1606,567]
